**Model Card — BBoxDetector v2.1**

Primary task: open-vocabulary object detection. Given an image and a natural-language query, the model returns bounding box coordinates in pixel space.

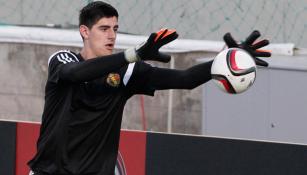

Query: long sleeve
[48,50,128,83]
[147,60,213,90]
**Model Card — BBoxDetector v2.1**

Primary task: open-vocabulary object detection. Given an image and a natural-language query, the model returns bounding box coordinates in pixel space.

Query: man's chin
[99,50,113,56]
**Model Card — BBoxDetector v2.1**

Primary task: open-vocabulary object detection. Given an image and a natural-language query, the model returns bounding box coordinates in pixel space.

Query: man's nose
[108,30,116,40]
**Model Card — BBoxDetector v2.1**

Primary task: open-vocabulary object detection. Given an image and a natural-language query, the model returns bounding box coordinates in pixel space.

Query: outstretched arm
[58,52,127,83]
[51,29,178,84]
[147,60,213,90]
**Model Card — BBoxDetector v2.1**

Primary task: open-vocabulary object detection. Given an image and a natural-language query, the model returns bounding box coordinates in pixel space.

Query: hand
[125,28,178,63]
[223,30,271,67]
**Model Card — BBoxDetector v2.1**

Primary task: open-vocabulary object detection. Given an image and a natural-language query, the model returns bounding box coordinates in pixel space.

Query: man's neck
[80,48,95,61]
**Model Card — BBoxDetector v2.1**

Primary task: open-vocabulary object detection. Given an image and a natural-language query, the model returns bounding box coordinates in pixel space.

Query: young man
[28,1,270,175]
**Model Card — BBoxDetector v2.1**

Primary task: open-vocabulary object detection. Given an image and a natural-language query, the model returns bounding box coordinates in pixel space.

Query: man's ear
[79,25,90,40]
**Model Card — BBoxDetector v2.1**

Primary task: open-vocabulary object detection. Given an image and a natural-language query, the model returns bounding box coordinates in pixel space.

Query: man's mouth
[106,44,114,49]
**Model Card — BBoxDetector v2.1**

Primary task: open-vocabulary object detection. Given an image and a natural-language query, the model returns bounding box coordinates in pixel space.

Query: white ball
[211,48,256,94]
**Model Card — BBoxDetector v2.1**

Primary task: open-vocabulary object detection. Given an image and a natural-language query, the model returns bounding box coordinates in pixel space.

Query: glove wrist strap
[124,48,140,63]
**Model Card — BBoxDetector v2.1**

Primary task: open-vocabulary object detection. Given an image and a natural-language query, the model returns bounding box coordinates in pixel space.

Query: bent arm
[148,60,213,90]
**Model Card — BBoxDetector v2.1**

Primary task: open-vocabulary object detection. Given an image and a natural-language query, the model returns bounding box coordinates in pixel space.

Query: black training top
[28,49,213,175]
[28,50,154,175]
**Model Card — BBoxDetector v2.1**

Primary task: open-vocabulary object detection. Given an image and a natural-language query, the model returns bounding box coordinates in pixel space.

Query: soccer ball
[211,48,256,94]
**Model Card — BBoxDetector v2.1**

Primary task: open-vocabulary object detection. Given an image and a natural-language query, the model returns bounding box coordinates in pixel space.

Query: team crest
[106,73,121,87]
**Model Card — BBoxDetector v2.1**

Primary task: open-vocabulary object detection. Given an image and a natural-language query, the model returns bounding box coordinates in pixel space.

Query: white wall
[202,55,307,144]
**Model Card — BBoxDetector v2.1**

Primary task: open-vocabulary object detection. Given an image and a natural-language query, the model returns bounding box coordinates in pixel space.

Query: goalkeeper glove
[223,30,271,67]
[125,28,178,63]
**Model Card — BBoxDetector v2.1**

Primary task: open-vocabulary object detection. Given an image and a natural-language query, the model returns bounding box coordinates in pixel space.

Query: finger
[244,30,260,45]
[147,33,158,44]
[254,50,271,57]
[160,29,177,40]
[156,52,171,63]
[223,33,238,48]
[251,39,270,49]
[255,57,269,67]
[154,28,178,45]
[154,28,168,42]
[158,30,178,46]
[257,49,271,53]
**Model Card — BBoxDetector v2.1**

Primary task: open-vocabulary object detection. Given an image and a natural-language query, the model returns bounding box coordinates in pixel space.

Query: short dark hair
[79,1,118,28]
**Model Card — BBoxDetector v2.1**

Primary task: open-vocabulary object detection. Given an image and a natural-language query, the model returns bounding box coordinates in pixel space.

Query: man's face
[82,16,118,57]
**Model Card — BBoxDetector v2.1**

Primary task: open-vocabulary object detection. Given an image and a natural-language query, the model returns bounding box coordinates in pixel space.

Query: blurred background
[1,0,307,143]
[1,0,307,47]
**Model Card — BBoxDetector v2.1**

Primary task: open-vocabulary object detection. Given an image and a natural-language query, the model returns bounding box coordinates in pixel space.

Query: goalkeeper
[28,1,270,175]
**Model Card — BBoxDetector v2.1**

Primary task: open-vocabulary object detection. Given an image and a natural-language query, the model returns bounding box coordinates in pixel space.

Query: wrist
[124,48,140,63]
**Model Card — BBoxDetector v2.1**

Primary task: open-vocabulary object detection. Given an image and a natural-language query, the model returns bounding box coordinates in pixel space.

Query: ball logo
[226,49,256,76]
[115,151,127,175]
[107,73,121,87]
[211,48,256,94]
